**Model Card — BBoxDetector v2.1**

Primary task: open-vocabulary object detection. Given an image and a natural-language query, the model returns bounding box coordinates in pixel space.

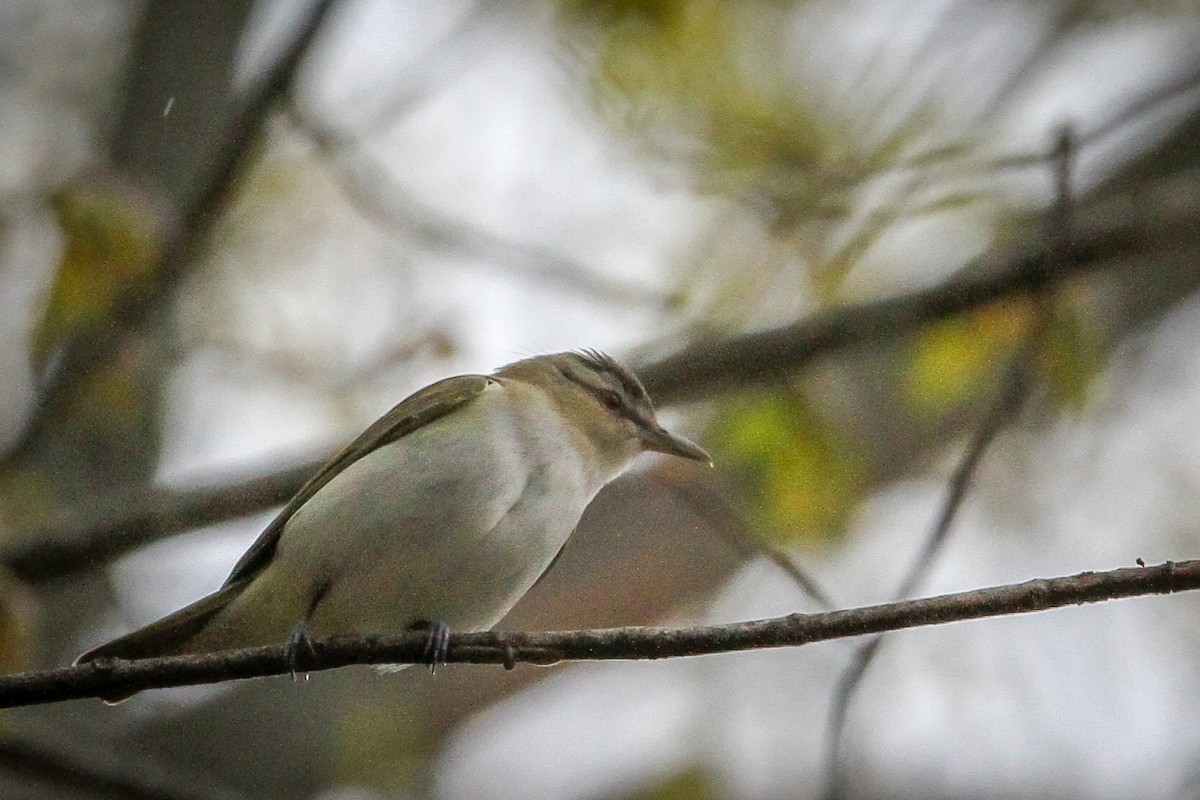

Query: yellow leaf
[713,392,866,544]
[34,181,163,372]
[903,297,1036,414]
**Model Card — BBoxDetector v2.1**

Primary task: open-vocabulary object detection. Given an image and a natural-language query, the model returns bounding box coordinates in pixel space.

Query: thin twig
[652,469,836,610]
[2,560,1194,708]
[822,127,1077,800]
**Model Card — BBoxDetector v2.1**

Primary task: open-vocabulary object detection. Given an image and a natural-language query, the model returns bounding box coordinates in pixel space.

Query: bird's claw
[285,621,317,682]
[408,620,451,674]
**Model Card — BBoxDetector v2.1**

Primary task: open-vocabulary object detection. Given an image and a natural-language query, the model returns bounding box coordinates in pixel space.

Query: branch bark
[8,559,1196,708]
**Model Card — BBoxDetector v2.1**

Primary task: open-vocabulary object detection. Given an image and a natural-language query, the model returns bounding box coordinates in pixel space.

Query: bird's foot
[408,620,450,674]
[285,621,317,682]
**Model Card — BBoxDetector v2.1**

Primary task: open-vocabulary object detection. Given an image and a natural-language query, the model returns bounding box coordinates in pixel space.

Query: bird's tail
[74,582,244,703]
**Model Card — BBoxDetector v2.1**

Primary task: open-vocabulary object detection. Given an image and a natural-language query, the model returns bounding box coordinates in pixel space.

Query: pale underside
[183,379,607,652]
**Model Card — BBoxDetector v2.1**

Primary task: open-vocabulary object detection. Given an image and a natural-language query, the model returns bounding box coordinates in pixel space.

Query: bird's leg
[287,580,330,681]
[285,620,317,682]
[408,619,451,674]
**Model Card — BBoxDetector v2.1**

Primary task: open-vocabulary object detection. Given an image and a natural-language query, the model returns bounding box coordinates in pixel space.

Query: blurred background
[2,0,1200,798]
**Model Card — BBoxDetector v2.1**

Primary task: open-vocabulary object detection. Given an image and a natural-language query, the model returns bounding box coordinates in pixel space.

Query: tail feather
[75,582,244,703]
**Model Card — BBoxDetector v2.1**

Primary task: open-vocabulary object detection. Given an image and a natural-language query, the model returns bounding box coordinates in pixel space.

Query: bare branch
[3,560,1195,708]
[5,457,327,584]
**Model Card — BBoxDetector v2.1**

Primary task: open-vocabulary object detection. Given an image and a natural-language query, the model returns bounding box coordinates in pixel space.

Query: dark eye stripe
[564,350,655,421]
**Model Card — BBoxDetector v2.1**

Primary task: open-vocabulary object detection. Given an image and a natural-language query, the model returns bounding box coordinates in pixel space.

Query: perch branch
[3,559,1195,707]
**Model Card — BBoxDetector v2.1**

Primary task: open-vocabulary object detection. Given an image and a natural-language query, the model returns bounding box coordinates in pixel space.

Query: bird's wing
[223,373,493,586]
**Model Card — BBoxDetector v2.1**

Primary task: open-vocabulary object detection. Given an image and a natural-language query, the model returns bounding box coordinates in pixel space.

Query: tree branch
[5,458,325,584]
[7,560,1196,708]
[638,167,1198,403]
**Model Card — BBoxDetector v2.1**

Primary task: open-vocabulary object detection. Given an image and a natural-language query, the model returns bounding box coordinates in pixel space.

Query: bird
[75,350,710,700]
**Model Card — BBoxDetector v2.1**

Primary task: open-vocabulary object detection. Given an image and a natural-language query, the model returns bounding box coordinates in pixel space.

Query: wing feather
[223,374,493,586]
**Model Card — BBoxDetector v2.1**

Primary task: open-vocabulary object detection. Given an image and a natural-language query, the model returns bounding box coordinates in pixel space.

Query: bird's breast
[270,380,604,635]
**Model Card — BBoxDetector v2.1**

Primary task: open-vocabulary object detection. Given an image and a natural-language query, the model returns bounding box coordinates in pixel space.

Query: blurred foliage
[1037,299,1105,411]
[712,389,867,545]
[559,1,1135,553]
[561,1,844,214]
[903,296,1037,415]
[559,0,979,295]
[34,181,163,375]
[904,293,1103,419]
[0,179,166,534]
[711,289,1108,547]
[625,766,717,800]
[0,569,39,672]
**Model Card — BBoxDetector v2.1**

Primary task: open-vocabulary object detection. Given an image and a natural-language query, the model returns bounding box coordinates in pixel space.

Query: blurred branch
[823,332,1037,799]
[0,736,245,800]
[311,4,511,134]
[5,457,327,584]
[4,0,339,464]
[1080,61,1200,150]
[639,166,1199,403]
[652,469,836,610]
[292,112,669,307]
[1,559,1195,707]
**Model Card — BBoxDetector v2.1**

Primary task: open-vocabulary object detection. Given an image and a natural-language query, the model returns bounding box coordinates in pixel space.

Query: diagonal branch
[5,0,340,464]
[638,166,1198,404]
[822,334,1036,799]
[4,559,1196,707]
[652,469,836,610]
[823,129,1078,800]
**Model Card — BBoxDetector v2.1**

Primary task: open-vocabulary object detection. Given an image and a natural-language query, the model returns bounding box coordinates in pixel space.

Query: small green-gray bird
[76,351,709,698]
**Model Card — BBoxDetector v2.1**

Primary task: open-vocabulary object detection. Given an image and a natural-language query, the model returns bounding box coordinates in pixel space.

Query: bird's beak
[639,424,712,465]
